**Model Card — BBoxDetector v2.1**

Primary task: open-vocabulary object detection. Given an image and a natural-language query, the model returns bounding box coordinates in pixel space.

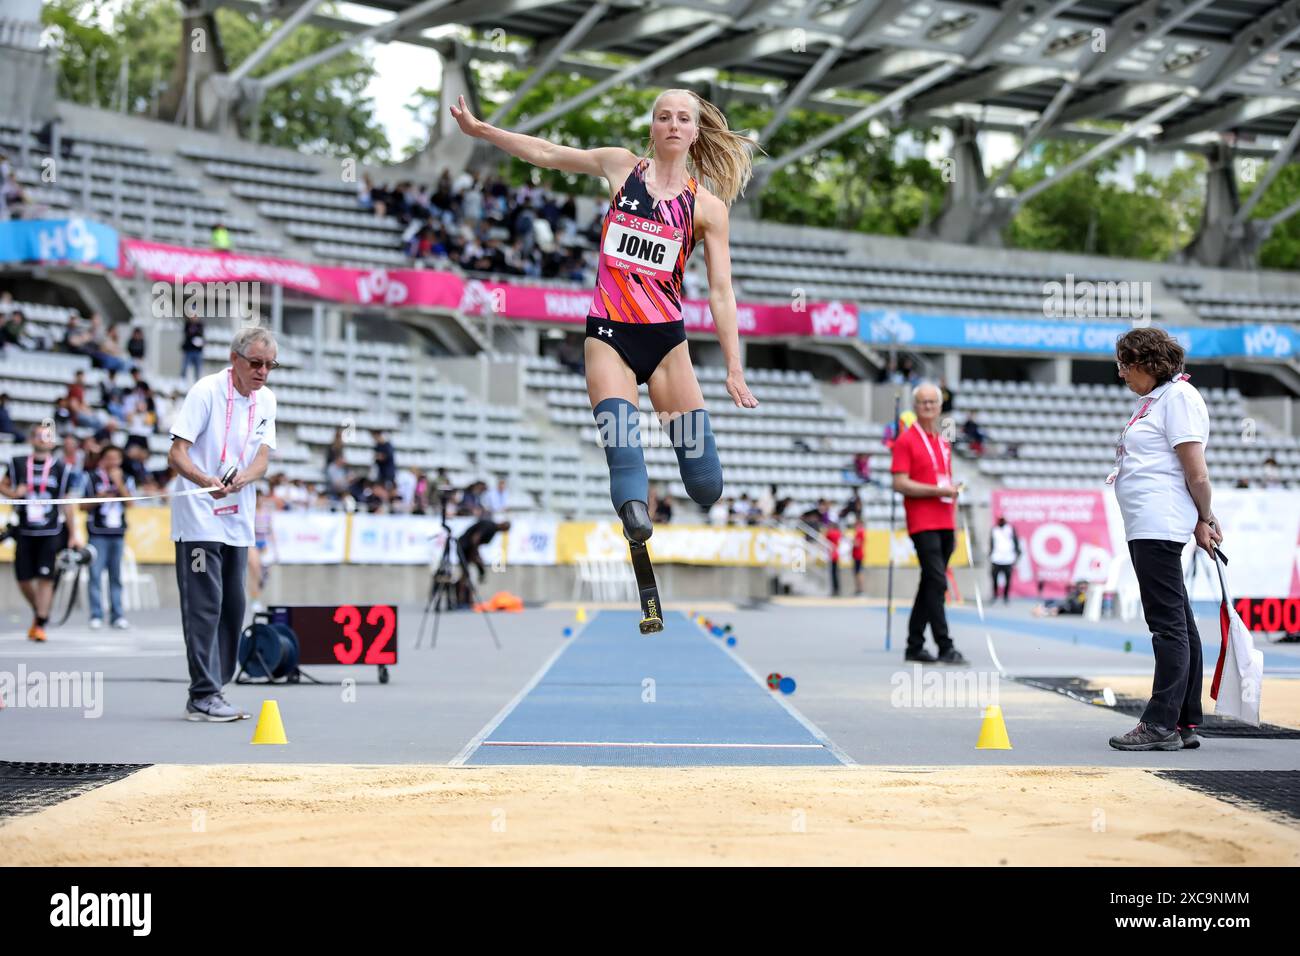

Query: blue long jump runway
[458,611,847,767]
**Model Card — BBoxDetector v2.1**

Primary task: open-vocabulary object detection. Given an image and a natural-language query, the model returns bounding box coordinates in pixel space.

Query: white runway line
[480,741,826,749]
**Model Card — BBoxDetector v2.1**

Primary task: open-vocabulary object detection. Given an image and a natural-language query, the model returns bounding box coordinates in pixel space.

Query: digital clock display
[1232,597,1300,633]
[269,605,397,666]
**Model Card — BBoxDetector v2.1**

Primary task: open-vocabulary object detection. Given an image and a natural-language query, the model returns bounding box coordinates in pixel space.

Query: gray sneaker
[185,694,242,722]
[1109,721,1183,751]
[215,693,252,720]
[1178,725,1201,749]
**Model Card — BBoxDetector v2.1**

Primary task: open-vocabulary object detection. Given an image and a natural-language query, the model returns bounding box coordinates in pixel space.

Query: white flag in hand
[1211,552,1265,726]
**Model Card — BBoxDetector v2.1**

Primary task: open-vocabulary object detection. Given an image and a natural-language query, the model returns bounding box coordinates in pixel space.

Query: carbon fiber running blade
[629,541,664,633]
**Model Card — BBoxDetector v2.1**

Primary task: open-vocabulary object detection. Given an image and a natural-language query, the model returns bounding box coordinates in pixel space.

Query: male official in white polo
[168,327,278,721]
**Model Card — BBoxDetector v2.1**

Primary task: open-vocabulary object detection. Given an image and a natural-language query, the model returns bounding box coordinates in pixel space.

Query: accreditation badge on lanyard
[919,429,953,504]
[215,369,256,518]
[1105,373,1190,485]
[25,454,53,525]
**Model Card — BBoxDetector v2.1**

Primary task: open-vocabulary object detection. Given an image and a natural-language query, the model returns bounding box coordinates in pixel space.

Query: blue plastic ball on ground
[711,626,723,637]
[779,676,796,694]
[563,627,573,637]
[726,636,736,647]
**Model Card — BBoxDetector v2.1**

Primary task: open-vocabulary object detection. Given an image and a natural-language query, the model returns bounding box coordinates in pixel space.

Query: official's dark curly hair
[1115,327,1185,384]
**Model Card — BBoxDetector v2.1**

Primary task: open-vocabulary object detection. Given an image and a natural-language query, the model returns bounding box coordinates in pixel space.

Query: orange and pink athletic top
[587,158,698,325]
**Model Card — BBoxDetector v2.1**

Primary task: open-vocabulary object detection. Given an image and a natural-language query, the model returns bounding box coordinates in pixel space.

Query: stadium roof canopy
[215,0,1300,155]
[207,0,1300,260]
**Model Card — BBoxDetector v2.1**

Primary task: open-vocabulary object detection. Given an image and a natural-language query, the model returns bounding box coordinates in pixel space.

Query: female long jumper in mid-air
[451,88,760,633]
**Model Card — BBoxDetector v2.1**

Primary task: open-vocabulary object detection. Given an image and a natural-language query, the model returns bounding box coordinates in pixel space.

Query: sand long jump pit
[3,764,1298,866]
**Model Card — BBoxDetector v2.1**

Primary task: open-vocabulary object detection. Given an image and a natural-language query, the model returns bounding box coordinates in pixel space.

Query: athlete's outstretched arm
[449,95,634,180]
[700,195,757,409]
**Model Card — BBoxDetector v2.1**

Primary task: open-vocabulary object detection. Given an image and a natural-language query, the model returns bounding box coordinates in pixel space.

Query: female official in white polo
[1108,327,1221,752]
[167,327,278,722]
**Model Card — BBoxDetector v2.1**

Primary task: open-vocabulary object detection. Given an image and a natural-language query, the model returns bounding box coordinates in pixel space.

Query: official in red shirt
[825,521,842,597]
[890,383,967,664]
[851,517,866,595]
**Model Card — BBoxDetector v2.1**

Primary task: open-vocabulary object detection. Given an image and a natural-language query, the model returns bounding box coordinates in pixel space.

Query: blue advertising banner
[860,309,1299,361]
[0,218,119,269]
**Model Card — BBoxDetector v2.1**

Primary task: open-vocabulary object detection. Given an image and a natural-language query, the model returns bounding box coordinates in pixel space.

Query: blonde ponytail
[643,89,766,206]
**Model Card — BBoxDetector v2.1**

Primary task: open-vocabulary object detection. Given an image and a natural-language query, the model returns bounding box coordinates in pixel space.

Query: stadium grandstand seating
[7,98,1300,531]
[954,378,1300,488]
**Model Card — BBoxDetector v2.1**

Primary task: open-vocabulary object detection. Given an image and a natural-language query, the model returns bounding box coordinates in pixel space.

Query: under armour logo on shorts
[598,327,614,338]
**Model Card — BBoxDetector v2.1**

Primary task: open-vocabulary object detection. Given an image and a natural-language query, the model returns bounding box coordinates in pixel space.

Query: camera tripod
[415,493,501,650]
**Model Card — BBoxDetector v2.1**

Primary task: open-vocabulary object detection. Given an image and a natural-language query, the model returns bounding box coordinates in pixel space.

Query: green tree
[1250,162,1300,270]
[42,0,390,162]
[1002,139,1205,259]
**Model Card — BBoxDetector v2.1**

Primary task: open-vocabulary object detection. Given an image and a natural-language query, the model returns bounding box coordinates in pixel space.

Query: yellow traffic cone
[976,705,1012,750]
[251,700,288,745]
[576,605,587,623]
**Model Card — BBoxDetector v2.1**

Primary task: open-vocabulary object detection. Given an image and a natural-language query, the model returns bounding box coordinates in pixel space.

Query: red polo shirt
[891,424,956,534]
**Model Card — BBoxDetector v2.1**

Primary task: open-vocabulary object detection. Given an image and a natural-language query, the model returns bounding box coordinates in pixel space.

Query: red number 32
[332,605,397,665]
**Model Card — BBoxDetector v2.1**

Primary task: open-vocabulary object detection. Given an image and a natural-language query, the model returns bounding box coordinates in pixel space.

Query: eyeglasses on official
[238,353,280,371]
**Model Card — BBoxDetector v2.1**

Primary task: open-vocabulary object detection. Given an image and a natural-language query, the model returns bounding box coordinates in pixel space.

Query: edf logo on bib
[602,213,681,281]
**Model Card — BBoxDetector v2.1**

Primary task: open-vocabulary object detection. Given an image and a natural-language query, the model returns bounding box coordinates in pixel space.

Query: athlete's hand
[727,369,759,409]
[449,95,487,139]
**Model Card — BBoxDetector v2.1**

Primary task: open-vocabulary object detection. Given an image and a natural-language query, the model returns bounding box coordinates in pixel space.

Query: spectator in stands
[247,491,278,612]
[484,475,511,517]
[961,412,986,456]
[181,314,206,383]
[1,308,43,351]
[58,433,86,494]
[899,358,920,387]
[66,371,105,430]
[51,396,73,434]
[853,452,871,485]
[841,490,863,521]
[211,221,232,252]
[891,382,967,665]
[732,493,753,525]
[0,422,84,642]
[154,388,181,436]
[0,393,22,442]
[86,313,132,380]
[755,484,775,524]
[459,479,486,517]
[1262,456,1284,489]
[372,430,396,490]
[358,174,374,212]
[709,497,730,527]
[825,520,842,596]
[326,427,347,474]
[127,326,146,363]
[989,516,1019,603]
[654,491,674,525]
[62,313,95,357]
[2,172,27,219]
[82,443,133,630]
[123,441,156,494]
[1109,327,1219,752]
[125,385,157,446]
[939,378,954,413]
[850,514,866,596]
[326,452,350,502]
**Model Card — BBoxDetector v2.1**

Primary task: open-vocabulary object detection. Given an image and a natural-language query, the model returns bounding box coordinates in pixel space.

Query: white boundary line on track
[480,741,826,749]
[702,618,858,767]
[447,615,589,767]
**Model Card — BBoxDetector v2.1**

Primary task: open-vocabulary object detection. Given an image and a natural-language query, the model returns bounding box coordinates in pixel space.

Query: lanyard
[1117,373,1190,448]
[26,454,53,497]
[220,368,257,471]
[917,427,949,479]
